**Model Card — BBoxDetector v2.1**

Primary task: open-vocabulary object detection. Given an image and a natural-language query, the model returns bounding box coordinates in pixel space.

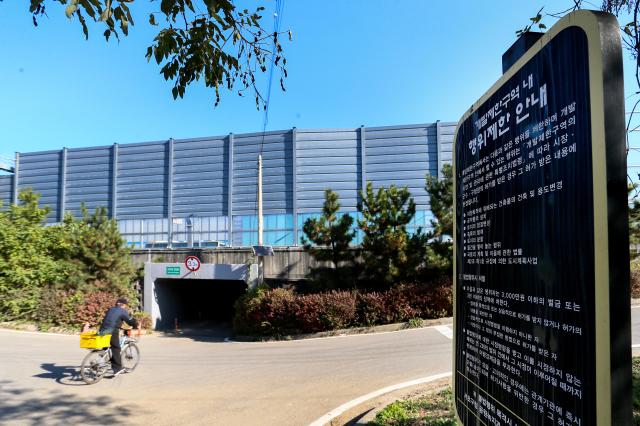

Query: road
[1,307,639,426]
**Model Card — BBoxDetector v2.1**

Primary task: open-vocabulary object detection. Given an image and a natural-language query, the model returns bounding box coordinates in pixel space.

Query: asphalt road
[0,324,452,426]
[1,307,639,426]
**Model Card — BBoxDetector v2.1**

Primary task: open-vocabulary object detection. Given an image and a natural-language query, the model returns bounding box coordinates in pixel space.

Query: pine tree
[301,189,356,290]
[425,164,454,274]
[56,204,137,299]
[358,182,425,288]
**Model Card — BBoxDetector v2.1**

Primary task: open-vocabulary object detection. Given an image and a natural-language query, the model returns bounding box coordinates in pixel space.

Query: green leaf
[149,13,157,26]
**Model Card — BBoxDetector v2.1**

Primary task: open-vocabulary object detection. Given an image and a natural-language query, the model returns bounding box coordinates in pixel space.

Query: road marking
[632,344,640,348]
[435,325,453,340]
[307,372,452,426]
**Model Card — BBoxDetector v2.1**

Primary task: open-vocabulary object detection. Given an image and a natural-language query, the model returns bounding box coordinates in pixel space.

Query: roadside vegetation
[371,358,640,425]
[235,166,454,336]
[370,387,456,426]
[0,189,149,331]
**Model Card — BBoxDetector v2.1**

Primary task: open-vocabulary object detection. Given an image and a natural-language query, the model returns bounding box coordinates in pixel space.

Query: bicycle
[80,328,141,385]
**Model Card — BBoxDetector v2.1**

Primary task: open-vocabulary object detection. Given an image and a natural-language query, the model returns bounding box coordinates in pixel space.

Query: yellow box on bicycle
[80,332,111,349]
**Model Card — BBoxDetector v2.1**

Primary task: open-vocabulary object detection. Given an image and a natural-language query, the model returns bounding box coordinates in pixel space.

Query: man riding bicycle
[99,297,138,376]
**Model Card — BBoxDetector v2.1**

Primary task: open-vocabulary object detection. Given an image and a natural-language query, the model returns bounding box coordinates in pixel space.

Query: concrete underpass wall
[132,247,327,281]
[144,262,258,329]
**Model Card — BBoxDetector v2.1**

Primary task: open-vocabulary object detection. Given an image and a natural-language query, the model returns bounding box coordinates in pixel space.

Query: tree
[23,0,290,108]
[54,204,137,298]
[358,182,426,288]
[520,2,640,134]
[425,164,453,274]
[0,189,65,320]
[301,189,356,290]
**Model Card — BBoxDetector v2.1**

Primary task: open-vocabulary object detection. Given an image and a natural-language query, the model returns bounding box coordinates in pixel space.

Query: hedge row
[233,278,452,336]
[34,289,151,330]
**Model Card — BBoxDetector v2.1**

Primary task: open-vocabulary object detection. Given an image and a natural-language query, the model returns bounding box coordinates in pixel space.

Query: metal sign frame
[184,255,201,272]
[453,10,630,425]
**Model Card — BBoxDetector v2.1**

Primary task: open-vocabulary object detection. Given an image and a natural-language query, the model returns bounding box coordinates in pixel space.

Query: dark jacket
[99,306,138,334]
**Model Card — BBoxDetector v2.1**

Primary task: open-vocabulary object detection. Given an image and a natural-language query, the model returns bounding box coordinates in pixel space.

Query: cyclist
[98,297,139,376]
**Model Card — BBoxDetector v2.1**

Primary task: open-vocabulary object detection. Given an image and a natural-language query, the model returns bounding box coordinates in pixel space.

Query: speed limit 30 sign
[185,256,201,272]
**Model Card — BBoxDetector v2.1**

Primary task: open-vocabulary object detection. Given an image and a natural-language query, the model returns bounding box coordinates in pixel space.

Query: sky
[1,0,640,180]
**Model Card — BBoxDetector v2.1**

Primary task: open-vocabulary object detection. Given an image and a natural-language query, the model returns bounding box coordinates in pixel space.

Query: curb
[308,373,452,426]
[233,317,454,342]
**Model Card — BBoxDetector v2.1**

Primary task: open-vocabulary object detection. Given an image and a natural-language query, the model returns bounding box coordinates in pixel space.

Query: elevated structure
[0,122,455,248]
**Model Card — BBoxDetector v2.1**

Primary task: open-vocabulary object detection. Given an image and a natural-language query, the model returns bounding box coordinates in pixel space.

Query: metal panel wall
[364,123,447,208]
[172,136,229,217]
[18,150,62,223]
[438,122,455,164]
[0,175,13,209]
[65,146,112,218]
[232,130,293,215]
[10,122,456,245]
[117,141,168,219]
[296,128,360,212]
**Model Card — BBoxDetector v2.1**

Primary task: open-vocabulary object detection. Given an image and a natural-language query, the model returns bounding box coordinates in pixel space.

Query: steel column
[227,133,234,246]
[12,152,19,205]
[167,138,174,247]
[360,125,367,194]
[111,143,119,219]
[291,127,298,245]
[435,120,443,178]
[59,147,67,222]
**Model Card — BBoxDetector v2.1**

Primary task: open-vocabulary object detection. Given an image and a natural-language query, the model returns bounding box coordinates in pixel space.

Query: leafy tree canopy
[23,0,290,108]
[0,190,137,323]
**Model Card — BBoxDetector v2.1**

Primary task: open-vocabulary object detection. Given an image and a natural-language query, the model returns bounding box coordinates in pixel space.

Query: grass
[372,357,640,425]
[634,357,640,424]
[369,387,456,426]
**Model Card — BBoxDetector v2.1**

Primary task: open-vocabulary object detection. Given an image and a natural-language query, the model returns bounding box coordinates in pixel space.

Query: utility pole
[257,154,264,284]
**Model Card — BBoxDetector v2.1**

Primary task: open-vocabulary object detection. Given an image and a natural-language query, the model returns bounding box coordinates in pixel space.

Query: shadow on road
[33,363,85,386]
[0,379,141,425]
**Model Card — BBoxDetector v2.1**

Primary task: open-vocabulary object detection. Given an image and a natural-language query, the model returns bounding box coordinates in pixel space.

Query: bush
[357,292,389,326]
[233,286,297,336]
[34,289,82,326]
[75,291,118,327]
[234,278,453,336]
[134,311,152,329]
[631,260,640,299]
[319,291,358,329]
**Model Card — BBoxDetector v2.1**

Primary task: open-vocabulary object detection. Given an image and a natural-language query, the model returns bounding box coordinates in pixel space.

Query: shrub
[318,291,358,330]
[293,293,324,333]
[34,289,82,326]
[384,285,421,323]
[75,291,118,327]
[234,278,454,336]
[233,286,297,336]
[133,311,152,329]
[631,260,640,299]
[357,291,389,326]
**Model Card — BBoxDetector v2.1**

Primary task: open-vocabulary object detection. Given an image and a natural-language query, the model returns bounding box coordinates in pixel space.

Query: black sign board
[453,11,631,425]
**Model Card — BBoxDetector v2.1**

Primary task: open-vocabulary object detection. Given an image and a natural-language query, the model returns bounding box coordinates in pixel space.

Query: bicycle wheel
[121,342,140,371]
[80,350,109,384]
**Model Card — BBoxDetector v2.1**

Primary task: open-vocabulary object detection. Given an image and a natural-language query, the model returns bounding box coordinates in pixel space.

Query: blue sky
[1,0,640,179]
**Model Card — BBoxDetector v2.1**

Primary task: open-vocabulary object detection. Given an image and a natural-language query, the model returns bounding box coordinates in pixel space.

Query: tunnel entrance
[154,278,247,335]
